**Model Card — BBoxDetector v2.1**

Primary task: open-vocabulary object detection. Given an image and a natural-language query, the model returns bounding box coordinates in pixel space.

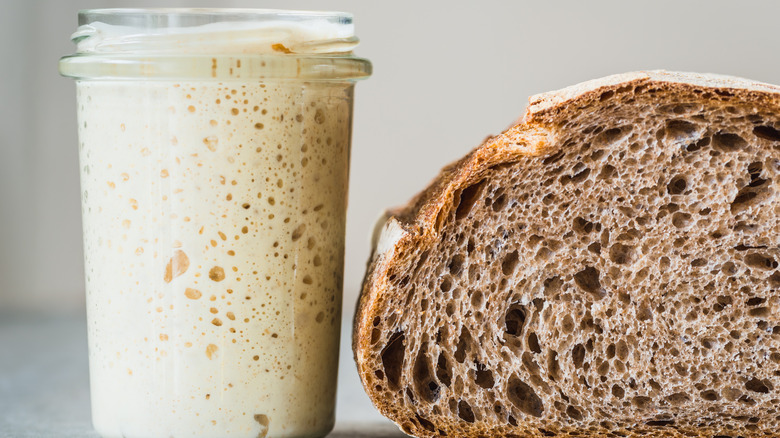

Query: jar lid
[59,9,371,81]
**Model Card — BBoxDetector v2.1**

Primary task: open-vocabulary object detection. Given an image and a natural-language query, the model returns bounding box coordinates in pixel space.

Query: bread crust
[353,70,780,437]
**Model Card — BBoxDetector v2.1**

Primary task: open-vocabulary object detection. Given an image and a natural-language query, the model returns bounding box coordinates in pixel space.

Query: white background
[1,0,779,315]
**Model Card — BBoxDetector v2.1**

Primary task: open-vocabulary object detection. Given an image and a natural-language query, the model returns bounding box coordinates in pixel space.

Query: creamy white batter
[71,12,361,438]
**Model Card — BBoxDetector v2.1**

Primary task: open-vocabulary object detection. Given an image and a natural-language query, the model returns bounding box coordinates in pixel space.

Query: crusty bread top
[527,71,780,121]
[364,71,780,261]
[354,70,780,438]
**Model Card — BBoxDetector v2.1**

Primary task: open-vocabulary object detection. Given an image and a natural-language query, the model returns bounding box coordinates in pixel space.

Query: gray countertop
[0,312,404,438]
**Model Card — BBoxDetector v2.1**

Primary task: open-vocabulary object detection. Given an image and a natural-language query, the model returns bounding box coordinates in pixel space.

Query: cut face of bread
[354,71,780,437]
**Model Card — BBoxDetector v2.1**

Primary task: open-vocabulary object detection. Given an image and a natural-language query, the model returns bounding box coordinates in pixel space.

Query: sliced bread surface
[354,71,780,437]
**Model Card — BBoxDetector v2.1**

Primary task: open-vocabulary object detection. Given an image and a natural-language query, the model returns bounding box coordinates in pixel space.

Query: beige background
[1,0,779,317]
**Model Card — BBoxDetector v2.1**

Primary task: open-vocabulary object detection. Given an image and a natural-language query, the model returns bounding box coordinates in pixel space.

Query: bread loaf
[353,71,780,437]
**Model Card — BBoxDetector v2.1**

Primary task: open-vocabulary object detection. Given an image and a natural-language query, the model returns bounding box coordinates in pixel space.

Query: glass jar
[60,9,371,438]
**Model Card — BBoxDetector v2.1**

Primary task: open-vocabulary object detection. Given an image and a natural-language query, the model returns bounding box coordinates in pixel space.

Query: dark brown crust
[353,70,780,437]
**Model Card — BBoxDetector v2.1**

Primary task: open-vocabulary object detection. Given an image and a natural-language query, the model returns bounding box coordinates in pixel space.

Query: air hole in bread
[768,272,780,288]
[504,304,526,337]
[492,193,508,212]
[445,302,455,317]
[566,405,584,421]
[597,359,610,376]
[609,243,635,265]
[412,344,440,403]
[439,277,452,293]
[748,177,769,189]
[667,175,688,195]
[405,387,416,405]
[615,339,629,362]
[598,164,617,180]
[548,351,561,381]
[665,120,699,140]
[690,258,707,267]
[733,221,759,233]
[713,132,748,152]
[686,136,711,153]
[502,251,519,275]
[646,419,675,427]
[667,392,690,405]
[537,427,555,437]
[573,217,596,234]
[543,276,562,296]
[564,167,591,185]
[436,353,452,387]
[636,304,654,322]
[749,307,771,317]
[454,327,473,363]
[448,255,464,276]
[573,266,605,299]
[415,414,435,432]
[595,126,632,148]
[585,338,595,353]
[561,314,575,334]
[717,295,734,308]
[632,396,652,410]
[435,327,445,344]
[754,125,780,141]
[414,250,430,275]
[744,253,778,271]
[507,375,544,418]
[747,160,764,180]
[700,389,720,401]
[474,362,495,389]
[745,378,771,393]
[739,395,757,405]
[605,343,616,360]
[455,180,486,220]
[522,352,540,375]
[611,384,625,399]
[470,290,484,309]
[542,150,565,166]
[381,332,405,390]
[527,332,542,354]
[466,238,475,253]
[467,264,479,282]
[671,212,692,228]
[572,344,586,369]
[730,187,765,213]
[457,400,475,423]
[588,149,606,162]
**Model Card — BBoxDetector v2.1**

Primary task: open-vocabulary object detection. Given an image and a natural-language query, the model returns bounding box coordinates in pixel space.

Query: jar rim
[59,54,372,82]
[60,8,371,81]
[76,8,354,28]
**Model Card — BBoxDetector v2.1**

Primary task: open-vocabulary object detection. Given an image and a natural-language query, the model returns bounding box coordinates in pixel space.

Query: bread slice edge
[352,70,780,430]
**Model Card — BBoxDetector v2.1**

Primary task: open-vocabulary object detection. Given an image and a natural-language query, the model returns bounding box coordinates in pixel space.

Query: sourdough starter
[68,12,365,438]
